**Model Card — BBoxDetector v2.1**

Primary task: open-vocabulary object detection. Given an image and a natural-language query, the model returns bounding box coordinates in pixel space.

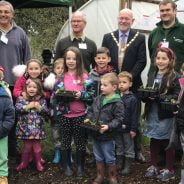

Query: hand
[34,102,42,110]
[27,102,35,109]
[100,124,109,134]
[130,131,136,139]
[75,91,81,99]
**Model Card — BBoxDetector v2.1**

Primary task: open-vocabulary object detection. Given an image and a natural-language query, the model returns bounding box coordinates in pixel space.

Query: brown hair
[101,72,119,86]
[96,47,110,57]
[118,71,133,82]
[159,0,177,10]
[24,78,44,101]
[63,46,86,83]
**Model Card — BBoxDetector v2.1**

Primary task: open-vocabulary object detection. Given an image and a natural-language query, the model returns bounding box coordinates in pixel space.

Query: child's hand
[34,102,42,110]
[27,102,35,109]
[130,131,136,139]
[100,124,109,134]
[75,91,81,99]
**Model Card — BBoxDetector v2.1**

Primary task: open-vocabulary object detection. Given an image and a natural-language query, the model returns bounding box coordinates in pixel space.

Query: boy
[90,47,115,96]
[86,73,124,184]
[0,66,15,184]
[116,71,138,175]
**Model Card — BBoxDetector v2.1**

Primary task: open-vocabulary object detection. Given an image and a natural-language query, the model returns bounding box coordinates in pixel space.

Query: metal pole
[119,0,126,11]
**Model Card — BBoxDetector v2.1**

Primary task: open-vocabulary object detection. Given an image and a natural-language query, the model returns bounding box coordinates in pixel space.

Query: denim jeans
[93,139,116,165]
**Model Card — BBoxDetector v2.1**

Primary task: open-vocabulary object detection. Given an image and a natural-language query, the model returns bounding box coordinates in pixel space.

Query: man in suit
[102,8,147,168]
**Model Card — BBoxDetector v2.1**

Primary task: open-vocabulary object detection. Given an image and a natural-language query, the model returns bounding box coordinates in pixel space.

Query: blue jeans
[93,139,116,165]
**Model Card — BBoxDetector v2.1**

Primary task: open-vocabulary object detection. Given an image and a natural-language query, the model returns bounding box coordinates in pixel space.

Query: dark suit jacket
[102,29,146,92]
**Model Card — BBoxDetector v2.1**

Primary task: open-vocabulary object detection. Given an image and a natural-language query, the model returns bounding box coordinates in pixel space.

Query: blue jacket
[0,87,15,139]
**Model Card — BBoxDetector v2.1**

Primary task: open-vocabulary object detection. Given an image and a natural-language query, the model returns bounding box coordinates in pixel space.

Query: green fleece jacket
[148,18,184,73]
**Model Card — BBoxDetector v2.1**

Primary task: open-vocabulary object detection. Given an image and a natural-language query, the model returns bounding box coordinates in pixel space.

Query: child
[45,58,64,164]
[55,46,94,177]
[15,78,49,172]
[117,71,138,175]
[0,66,15,184]
[143,47,180,182]
[86,73,124,184]
[90,47,115,96]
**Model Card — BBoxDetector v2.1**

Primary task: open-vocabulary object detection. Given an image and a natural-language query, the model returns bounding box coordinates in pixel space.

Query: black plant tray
[138,88,159,98]
[80,119,101,132]
[55,90,76,101]
[160,101,178,112]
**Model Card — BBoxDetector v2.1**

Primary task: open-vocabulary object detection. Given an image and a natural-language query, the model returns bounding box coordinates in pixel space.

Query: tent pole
[119,0,132,10]
[69,6,72,34]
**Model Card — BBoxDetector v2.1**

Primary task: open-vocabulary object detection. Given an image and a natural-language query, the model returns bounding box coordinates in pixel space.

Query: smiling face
[26,81,38,97]
[27,62,42,79]
[54,63,64,77]
[65,50,77,72]
[95,53,111,70]
[159,3,176,25]
[155,51,170,73]
[118,76,132,94]
[0,4,13,28]
[118,9,134,33]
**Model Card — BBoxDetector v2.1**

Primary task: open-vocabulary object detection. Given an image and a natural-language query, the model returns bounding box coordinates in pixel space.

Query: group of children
[0,45,184,184]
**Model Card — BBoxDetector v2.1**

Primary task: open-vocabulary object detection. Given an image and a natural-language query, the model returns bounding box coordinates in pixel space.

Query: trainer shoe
[145,165,158,177]
[157,169,175,181]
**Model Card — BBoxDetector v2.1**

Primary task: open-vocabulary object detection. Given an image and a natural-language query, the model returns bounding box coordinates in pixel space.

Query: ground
[9,148,181,184]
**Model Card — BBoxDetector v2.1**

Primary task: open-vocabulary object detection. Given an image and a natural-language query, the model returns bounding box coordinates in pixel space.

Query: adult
[0,0,31,158]
[55,11,97,73]
[102,8,146,93]
[102,8,147,166]
[148,0,184,73]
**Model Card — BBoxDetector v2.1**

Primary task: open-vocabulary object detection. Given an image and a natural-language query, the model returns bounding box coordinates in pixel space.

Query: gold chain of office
[111,31,139,52]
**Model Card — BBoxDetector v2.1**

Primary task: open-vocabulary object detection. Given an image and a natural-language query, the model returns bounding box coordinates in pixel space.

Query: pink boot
[16,153,30,172]
[34,152,44,172]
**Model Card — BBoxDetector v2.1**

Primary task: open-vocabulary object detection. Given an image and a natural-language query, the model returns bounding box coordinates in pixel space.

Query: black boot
[116,155,124,170]
[121,157,133,175]
[61,150,73,176]
[76,150,85,177]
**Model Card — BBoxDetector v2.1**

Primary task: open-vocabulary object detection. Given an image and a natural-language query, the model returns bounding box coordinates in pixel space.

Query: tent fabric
[7,0,73,8]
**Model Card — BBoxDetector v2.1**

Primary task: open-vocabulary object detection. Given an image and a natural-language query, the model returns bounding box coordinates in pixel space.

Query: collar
[118,29,130,39]
[156,18,180,29]
[70,33,85,41]
[0,21,15,33]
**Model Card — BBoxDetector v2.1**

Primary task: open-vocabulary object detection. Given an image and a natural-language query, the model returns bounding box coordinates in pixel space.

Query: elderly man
[55,11,97,72]
[148,0,184,73]
[102,8,147,174]
[0,0,31,158]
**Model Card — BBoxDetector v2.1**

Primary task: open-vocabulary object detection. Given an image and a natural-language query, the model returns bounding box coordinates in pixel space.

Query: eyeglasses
[71,20,84,23]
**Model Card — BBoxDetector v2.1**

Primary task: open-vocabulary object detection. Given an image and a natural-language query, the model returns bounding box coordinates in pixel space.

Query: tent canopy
[8,0,73,8]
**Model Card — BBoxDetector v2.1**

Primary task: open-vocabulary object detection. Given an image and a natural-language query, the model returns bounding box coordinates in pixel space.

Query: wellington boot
[108,165,118,184]
[34,152,44,172]
[16,153,30,172]
[92,163,105,184]
[52,149,61,164]
[116,155,124,170]
[121,157,132,175]
[61,150,73,176]
[76,151,85,177]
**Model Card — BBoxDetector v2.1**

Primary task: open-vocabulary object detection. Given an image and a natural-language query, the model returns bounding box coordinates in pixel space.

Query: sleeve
[15,97,29,113]
[131,34,147,78]
[22,31,31,64]
[38,99,49,116]
[0,98,15,139]
[54,40,63,60]
[108,101,124,130]
[13,77,26,98]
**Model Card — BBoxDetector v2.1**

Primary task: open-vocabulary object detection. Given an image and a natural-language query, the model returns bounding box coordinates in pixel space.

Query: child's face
[27,62,42,79]
[95,53,110,69]
[65,51,77,71]
[118,77,132,93]
[0,71,4,80]
[155,51,170,73]
[54,63,64,77]
[100,78,117,96]
[26,81,38,97]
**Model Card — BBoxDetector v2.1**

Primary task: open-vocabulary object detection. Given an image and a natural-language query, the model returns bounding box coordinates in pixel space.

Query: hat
[0,66,4,72]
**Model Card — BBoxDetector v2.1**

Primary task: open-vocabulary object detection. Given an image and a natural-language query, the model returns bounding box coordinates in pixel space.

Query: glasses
[71,20,84,23]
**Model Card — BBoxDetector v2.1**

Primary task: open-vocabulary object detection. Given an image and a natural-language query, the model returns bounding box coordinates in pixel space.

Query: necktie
[118,34,126,72]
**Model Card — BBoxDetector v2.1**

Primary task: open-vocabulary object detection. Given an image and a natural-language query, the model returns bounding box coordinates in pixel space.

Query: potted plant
[55,88,76,101]
[160,98,178,113]
[80,118,101,132]
[138,86,159,98]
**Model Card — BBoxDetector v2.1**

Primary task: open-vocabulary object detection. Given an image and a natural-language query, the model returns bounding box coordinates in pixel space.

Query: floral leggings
[60,115,86,151]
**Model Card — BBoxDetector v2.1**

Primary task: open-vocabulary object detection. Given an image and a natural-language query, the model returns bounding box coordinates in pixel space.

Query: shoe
[107,165,118,184]
[61,150,73,176]
[156,169,175,181]
[135,152,146,163]
[145,165,158,177]
[92,163,105,184]
[121,157,133,175]
[16,153,30,172]
[52,149,61,164]
[34,152,44,172]
[76,151,85,177]
[0,176,8,184]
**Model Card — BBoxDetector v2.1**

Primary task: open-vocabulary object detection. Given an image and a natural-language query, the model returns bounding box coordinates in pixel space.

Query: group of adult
[0,0,184,164]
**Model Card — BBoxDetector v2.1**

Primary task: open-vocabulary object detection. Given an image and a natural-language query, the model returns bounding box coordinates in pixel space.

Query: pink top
[64,72,88,118]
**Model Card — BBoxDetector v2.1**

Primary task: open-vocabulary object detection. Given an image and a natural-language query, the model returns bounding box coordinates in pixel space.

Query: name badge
[160,41,169,48]
[0,33,8,44]
[78,43,87,49]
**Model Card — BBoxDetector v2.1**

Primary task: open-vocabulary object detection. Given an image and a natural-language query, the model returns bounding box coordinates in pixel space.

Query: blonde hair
[101,73,118,86]
[118,71,133,82]
[0,71,3,80]
[54,58,64,69]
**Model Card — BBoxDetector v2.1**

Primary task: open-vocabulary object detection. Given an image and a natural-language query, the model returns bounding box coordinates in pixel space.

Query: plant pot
[55,90,76,102]
[138,88,158,98]
[160,101,178,112]
[80,119,101,132]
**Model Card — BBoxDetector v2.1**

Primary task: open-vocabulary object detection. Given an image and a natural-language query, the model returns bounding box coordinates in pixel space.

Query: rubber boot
[34,152,44,172]
[116,155,124,170]
[0,176,8,184]
[76,151,85,177]
[61,150,73,176]
[108,164,118,184]
[92,163,105,184]
[52,149,61,164]
[29,151,45,164]
[16,152,30,172]
[121,157,132,175]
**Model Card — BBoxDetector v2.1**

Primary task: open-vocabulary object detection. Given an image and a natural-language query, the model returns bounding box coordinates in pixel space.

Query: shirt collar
[118,29,130,40]
[70,33,85,41]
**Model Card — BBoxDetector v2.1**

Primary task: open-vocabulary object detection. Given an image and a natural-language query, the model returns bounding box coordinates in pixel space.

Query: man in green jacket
[148,0,184,73]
